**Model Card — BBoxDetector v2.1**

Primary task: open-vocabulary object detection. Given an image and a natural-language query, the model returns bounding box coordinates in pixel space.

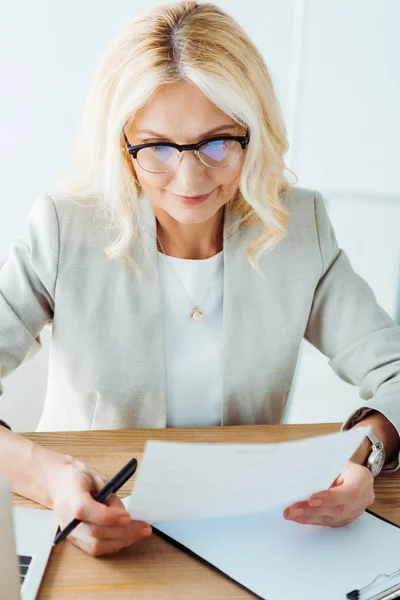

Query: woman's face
[124,81,247,226]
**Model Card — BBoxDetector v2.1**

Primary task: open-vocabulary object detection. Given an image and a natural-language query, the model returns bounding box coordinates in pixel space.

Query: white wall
[0,0,399,431]
[283,0,400,424]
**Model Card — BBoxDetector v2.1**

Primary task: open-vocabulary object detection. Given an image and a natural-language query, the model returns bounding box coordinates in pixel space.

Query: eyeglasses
[122,128,250,174]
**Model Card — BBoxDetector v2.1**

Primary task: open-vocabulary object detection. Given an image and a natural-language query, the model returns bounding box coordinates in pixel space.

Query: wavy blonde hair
[55,0,297,271]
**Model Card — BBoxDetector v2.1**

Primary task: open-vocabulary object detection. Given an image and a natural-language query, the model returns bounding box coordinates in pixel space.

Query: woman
[1,1,399,558]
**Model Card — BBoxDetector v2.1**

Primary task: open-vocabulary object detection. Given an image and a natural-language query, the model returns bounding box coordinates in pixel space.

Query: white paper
[128,426,370,523]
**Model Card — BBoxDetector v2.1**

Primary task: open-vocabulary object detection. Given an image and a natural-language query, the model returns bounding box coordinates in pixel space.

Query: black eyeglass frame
[122,128,250,170]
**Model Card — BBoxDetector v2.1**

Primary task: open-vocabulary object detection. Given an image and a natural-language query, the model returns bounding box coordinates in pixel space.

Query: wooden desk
[14,424,400,599]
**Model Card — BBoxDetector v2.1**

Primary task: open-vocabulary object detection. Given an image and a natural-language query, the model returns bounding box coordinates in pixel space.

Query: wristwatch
[365,430,386,476]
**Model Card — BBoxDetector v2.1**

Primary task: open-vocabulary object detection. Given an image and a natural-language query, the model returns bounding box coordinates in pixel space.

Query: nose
[173,150,207,188]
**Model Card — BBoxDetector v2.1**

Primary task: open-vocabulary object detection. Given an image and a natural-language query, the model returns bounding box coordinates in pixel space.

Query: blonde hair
[55,0,297,271]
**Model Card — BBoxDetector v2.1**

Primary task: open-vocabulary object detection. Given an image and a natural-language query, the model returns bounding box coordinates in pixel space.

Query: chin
[169,208,215,225]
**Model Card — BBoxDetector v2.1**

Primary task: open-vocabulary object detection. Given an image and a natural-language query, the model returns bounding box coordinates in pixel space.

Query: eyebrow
[135,124,238,141]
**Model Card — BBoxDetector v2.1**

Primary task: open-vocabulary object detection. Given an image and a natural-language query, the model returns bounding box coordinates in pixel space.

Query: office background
[0,0,399,431]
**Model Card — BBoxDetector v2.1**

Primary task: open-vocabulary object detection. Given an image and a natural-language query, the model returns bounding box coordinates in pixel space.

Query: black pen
[53,457,138,546]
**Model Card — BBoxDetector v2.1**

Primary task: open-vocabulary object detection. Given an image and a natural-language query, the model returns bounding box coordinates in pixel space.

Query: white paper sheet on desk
[127,426,370,524]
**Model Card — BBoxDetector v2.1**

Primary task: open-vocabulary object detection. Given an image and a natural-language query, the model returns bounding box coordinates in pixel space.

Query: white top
[157,250,224,428]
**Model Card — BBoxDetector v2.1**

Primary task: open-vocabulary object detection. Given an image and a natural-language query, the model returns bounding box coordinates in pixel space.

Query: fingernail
[139,526,152,537]
[119,516,131,525]
[309,498,322,507]
[292,508,304,517]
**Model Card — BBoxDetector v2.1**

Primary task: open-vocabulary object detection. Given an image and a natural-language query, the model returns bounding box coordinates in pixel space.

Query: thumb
[76,490,128,526]
[104,492,128,513]
[75,472,127,525]
[331,472,345,487]
[90,473,130,515]
[331,462,356,488]
[329,461,363,494]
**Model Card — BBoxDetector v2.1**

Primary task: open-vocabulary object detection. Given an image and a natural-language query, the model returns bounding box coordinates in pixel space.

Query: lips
[172,189,215,206]
[175,192,213,199]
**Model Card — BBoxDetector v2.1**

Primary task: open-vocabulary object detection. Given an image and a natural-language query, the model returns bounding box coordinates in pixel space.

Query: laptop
[0,479,59,600]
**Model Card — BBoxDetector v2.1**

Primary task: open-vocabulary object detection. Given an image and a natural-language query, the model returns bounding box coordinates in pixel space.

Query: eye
[150,145,174,155]
[201,139,234,161]
[145,145,177,163]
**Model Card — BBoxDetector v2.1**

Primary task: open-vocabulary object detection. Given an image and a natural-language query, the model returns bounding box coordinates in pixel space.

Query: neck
[155,207,224,260]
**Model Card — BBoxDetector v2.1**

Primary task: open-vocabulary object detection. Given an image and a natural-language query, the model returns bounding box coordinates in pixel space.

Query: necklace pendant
[190,306,203,323]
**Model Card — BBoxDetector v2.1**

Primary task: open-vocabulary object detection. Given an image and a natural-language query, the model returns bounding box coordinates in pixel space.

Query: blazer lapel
[131,191,168,426]
[221,207,265,425]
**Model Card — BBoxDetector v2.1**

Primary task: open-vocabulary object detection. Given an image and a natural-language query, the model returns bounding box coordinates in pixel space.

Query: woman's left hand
[283,461,375,527]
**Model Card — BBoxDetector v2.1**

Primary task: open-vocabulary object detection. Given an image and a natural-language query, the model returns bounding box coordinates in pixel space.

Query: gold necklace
[157,236,223,323]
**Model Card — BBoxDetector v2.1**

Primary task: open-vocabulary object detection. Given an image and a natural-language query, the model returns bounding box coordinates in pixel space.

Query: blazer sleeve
[304,190,400,473]
[0,195,59,428]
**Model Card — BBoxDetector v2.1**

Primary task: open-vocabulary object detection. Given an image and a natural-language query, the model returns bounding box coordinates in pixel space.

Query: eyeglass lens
[136,139,242,173]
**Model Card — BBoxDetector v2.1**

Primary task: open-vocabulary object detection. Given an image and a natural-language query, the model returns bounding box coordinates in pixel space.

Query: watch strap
[366,430,384,450]
[365,430,385,476]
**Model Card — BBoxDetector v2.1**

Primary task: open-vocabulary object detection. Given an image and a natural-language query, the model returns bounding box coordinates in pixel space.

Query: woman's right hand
[48,456,152,557]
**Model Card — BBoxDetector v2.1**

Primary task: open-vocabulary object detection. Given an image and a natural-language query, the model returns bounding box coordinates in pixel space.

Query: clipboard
[345,510,400,600]
[152,508,400,600]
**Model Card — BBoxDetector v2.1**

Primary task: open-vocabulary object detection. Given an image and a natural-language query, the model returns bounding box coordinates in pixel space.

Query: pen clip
[347,566,400,600]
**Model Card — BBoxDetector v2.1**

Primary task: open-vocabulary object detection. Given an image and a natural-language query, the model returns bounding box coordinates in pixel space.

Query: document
[127,426,370,523]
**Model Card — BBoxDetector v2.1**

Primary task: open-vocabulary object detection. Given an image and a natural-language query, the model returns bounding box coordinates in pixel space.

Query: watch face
[370,449,386,476]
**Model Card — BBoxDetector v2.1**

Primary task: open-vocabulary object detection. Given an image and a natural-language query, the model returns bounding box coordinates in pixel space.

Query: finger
[291,507,365,528]
[98,494,152,537]
[103,493,140,526]
[71,532,136,558]
[73,470,129,525]
[86,472,133,519]
[285,494,369,520]
[284,486,348,512]
[283,496,333,513]
[309,465,373,508]
[67,520,150,557]
[87,520,152,541]
[331,472,345,487]
[285,485,374,521]
[308,479,373,508]
[104,493,126,511]
[85,471,109,498]
[284,502,348,522]
[74,492,130,527]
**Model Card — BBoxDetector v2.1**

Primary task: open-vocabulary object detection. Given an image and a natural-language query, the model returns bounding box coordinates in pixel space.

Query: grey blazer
[1,186,399,469]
